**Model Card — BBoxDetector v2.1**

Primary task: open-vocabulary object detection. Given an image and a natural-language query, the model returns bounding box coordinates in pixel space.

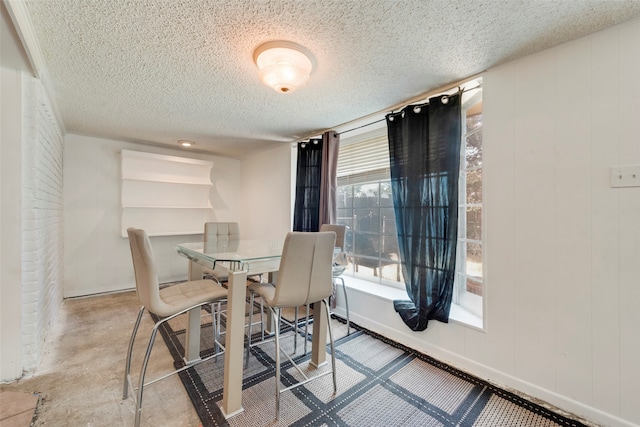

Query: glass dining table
[175,239,332,419]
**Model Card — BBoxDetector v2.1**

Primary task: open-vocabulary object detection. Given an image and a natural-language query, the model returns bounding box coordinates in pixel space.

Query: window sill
[341,276,484,330]
[449,303,484,330]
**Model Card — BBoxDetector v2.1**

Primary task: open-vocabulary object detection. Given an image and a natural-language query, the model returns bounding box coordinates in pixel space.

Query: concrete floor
[0,291,201,427]
[0,289,596,427]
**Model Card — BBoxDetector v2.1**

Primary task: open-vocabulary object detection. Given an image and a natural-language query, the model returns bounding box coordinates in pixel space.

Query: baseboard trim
[348,309,633,427]
[63,276,186,298]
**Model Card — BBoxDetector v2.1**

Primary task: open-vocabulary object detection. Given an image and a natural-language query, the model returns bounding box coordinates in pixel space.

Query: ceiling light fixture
[179,140,194,147]
[253,41,313,93]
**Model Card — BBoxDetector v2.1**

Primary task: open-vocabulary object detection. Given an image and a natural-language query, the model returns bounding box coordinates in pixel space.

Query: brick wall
[21,76,64,371]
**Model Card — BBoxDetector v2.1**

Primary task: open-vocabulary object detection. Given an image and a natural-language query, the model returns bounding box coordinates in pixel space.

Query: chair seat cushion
[203,264,230,282]
[332,265,347,276]
[332,252,347,277]
[154,279,227,317]
[247,282,276,306]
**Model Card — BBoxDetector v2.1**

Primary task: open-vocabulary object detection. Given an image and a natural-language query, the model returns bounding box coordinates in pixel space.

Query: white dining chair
[202,222,240,284]
[246,231,337,420]
[320,223,350,335]
[123,228,227,427]
[202,221,265,351]
[294,224,350,354]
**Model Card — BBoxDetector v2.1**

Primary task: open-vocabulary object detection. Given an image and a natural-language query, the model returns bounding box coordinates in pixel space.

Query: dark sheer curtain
[386,93,462,331]
[293,131,339,232]
[293,139,323,232]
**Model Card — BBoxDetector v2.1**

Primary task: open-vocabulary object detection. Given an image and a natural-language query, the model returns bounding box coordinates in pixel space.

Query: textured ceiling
[11,0,640,158]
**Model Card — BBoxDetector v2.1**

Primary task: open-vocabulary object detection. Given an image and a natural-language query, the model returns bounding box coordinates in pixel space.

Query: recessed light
[179,140,194,147]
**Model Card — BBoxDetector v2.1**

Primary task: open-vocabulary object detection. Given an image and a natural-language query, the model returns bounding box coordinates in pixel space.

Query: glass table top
[176,239,285,273]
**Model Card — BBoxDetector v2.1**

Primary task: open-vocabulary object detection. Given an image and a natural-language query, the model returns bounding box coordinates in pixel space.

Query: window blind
[337,134,390,184]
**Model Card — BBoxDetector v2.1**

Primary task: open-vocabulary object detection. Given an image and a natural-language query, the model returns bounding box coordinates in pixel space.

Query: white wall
[1,1,37,383]
[21,74,64,371]
[240,143,293,240]
[63,135,242,297]
[345,18,640,427]
[1,68,25,381]
[1,70,64,381]
[483,18,639,426]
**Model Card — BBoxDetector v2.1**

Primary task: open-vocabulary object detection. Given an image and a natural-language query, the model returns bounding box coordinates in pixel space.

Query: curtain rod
[338,83,481,136]
[295,72,484,142]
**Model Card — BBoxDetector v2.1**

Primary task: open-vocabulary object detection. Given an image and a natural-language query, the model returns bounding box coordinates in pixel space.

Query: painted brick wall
[21,76,64,371]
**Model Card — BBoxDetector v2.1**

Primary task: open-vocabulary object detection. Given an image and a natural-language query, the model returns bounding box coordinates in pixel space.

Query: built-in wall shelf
[121,150,213,237]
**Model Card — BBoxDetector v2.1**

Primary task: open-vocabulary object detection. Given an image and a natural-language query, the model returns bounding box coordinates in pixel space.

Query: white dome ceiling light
[253,41,314,93]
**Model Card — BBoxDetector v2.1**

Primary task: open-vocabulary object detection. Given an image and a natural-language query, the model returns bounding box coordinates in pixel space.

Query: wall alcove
[120,150,213,237]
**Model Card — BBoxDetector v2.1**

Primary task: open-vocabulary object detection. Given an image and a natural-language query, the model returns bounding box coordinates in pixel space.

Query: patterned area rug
[154,303,588,427]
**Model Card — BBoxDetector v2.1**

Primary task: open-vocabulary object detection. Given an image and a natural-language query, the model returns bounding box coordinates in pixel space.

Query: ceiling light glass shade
[254,41,313,93]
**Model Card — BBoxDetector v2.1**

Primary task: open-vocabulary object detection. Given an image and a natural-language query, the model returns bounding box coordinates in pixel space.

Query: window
[336,133,403,288]
[454,86,483,319]
[336,78,484,322]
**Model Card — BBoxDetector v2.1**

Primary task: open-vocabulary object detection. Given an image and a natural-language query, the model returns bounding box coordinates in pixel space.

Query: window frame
[453,87,484,320]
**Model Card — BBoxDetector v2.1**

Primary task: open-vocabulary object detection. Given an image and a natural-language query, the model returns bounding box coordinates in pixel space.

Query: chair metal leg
[211,303,220,358]
[274,308,282,420]
[260,297,265,341]
[134,323,161,427]
[123,306,145,400]
[125,303,227,426]
[217,301,222,342]
[244,291,267,368]
[304,303,310,354]
[245,291,255,368]
[258,300,337,422]
[293,306,298,353]
[336,276,350,335]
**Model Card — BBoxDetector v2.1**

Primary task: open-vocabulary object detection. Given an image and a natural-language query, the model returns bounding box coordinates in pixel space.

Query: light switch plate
[610,164,640,188]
